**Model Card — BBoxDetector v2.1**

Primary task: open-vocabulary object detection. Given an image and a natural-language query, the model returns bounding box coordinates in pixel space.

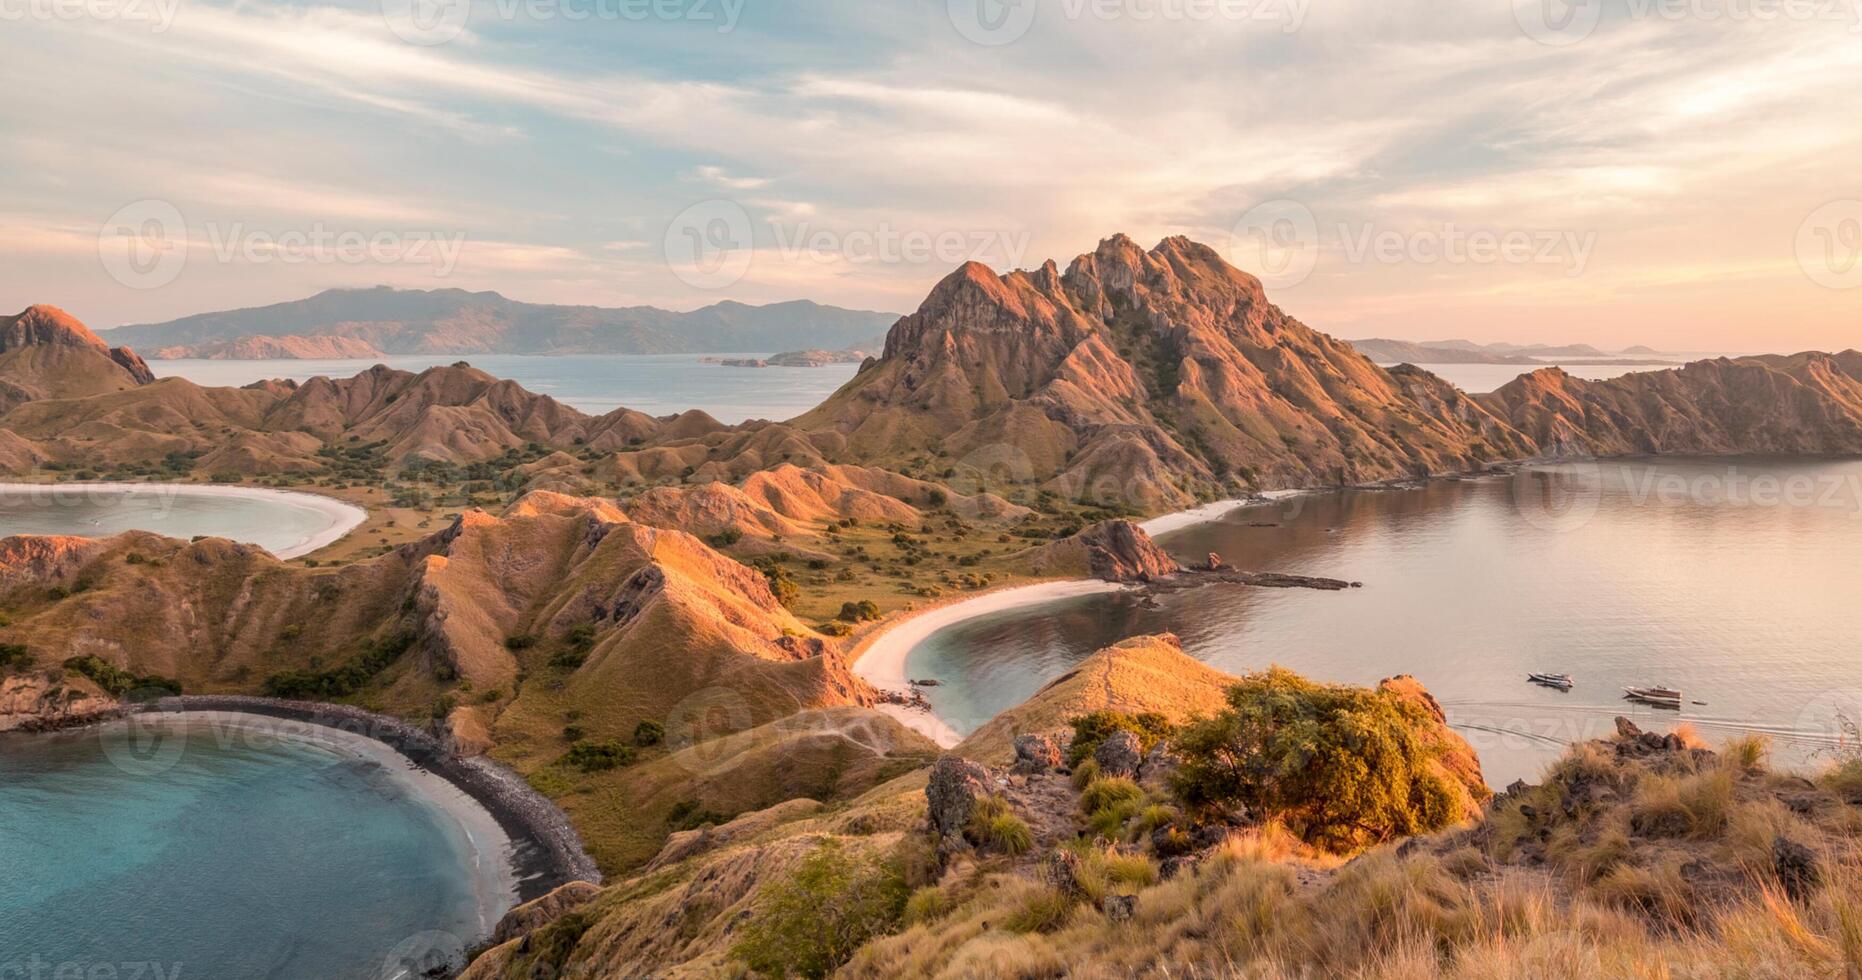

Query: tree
[1172,667,1473,852]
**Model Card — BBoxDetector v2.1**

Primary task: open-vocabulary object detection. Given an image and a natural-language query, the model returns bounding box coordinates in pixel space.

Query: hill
[790,234,1534,510]
[1482,352,1862,456]
[0,305,153,411]
[107,287,901,358]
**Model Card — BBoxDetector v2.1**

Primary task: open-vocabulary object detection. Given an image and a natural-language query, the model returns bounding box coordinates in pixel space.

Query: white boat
[1623,685,1682,708]
[1528,672,1573,689]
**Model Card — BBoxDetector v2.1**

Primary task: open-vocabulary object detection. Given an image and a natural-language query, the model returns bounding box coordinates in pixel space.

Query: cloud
[0,0,1857,349]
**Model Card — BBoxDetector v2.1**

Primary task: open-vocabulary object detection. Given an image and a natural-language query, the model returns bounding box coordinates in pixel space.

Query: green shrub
[666,799,731,831]
[1070,758,1101,790]
[732,840,909,978]
[836,600,882,623]
[817,621,853,637]
[633,720,665,747]
[0,643,31,671]
[965,796,1033,856]
[1172,666,1473,852]
[61,655,181,699]
[262,630,415,700]
[1065,709,1175,767]
[1080,776,1144,817]
[559,740,635,773]
[1003,887,1074,934]
[904,886,956,925]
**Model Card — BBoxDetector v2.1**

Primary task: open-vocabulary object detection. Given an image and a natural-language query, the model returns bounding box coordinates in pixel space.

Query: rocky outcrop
[1482,353,1862,457]
[1093,729,1144,778]
[926,755,994,839]
[0,674,119,732]
[955,634,1234,767]
[489,881,602,945]
[0,305,153,408]
[1012,733,1062,774]
[793,235,1535,509]
[1027,519,1181,583]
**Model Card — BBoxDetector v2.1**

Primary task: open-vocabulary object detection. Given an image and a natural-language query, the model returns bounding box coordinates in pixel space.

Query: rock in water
[1012,734,1062,774]
[926,755,993,839]
[1094,729,1144,779]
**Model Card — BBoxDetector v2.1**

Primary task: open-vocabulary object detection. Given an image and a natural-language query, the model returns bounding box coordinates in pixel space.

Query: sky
[1,0,1858,351]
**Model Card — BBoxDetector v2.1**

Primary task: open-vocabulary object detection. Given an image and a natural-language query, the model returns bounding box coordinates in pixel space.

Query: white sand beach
[0,482,366,559]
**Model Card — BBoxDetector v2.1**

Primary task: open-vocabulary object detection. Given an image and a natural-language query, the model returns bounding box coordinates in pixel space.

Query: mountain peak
[2,305,110,352]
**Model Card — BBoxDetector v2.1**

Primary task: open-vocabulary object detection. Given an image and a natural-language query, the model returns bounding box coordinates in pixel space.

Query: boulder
[1614,717,1643,739]
[926,755,993,839]
[1012,733,1062,774]
[1773,837,1821,900]
[1136,739,1180,794]
[1094,730,1144,779]
[1101,894,1137,922]
[1040,848,1086,899]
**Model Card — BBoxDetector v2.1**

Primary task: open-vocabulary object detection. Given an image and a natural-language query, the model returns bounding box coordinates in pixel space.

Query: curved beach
[141,697,603,900]
[0,481,367,559]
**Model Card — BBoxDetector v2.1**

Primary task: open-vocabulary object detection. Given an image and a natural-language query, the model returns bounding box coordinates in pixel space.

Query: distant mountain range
[102,287,899,359]
[1347,337,1672,365]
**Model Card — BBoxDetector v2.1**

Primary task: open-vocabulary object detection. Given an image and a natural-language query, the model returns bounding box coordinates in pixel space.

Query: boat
[1623,685,1682,708]
[1528,672,1573,689]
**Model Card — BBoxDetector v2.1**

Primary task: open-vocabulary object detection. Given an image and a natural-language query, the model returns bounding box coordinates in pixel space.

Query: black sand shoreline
[137,695,602,902]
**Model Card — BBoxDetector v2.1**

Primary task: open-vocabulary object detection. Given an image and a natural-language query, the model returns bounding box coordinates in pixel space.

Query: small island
[705,347,874,368]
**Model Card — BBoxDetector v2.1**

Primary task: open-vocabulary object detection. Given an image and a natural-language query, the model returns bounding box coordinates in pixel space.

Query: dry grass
[841,734,1862,980]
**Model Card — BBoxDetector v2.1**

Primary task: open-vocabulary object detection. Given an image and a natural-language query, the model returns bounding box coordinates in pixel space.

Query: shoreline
[850,580,1131,746]
[0,481,367,559]
[846,477,1463,748]
[139,696,601,904]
